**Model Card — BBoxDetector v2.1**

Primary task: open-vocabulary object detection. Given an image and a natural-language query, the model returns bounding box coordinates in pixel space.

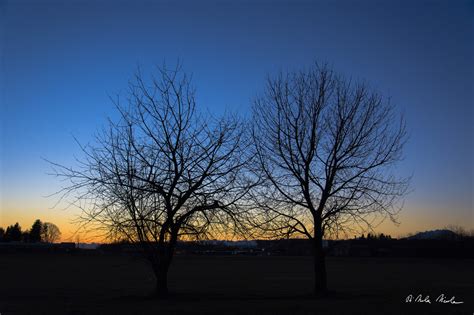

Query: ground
[0,253,472,314]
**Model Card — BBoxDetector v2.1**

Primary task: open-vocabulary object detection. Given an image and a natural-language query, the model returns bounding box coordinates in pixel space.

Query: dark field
[0,253,472,314]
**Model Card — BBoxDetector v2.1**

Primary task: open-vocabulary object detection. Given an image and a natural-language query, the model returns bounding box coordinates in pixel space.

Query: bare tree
[50,65,253,296]
[250,63,409,296]
[41,222,61,243]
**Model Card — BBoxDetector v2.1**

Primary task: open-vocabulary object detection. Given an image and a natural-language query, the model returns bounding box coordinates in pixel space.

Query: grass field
[0,252,472,314]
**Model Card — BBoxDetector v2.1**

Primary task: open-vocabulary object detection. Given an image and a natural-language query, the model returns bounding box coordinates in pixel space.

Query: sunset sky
[1,0,473,241]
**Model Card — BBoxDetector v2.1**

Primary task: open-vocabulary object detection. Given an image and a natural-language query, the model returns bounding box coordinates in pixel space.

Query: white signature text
[405,294,464,305]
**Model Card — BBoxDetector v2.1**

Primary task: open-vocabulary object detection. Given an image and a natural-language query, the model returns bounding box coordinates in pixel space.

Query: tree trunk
[152,259,169,297]
[152,257,169,298]
[313,227,328,297]
[152,231,178,298]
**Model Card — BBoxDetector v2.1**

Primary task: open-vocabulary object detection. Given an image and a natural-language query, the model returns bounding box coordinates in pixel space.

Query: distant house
[58,242,76,250]
[76,243,100,250]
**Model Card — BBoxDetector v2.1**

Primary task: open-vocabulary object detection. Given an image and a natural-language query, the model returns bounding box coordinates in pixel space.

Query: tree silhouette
[29,219,43,242]
[41,222,61,243]
[4,223,22,242]
[50,64,254,296]
[250,63,409,296]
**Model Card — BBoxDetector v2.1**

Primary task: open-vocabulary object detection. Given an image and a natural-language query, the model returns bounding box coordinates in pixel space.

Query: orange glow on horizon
[1,200,472,244]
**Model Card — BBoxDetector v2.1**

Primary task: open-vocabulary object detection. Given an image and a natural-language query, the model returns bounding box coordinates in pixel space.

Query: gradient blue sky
[1,0,473,240]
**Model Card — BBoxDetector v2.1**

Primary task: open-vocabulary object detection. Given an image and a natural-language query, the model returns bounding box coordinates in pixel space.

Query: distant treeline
[96,231,474,259]
[1,231,473,259]
[0,219,61,243]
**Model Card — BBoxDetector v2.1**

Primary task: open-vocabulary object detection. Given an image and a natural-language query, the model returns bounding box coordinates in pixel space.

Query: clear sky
[1,0,473,241]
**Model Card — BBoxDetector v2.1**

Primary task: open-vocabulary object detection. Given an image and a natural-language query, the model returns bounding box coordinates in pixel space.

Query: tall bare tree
[50,65,253,296]
[250,64,409,296]
[41,222,61,243]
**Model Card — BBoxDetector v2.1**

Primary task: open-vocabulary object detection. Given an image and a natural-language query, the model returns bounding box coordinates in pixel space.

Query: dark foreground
[0,253,472,314]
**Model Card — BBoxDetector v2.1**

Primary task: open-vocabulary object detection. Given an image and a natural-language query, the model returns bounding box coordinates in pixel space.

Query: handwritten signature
[405,294,464,305]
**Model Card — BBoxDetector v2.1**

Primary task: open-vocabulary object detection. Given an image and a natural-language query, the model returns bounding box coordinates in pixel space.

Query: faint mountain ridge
[406,229,458,240]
